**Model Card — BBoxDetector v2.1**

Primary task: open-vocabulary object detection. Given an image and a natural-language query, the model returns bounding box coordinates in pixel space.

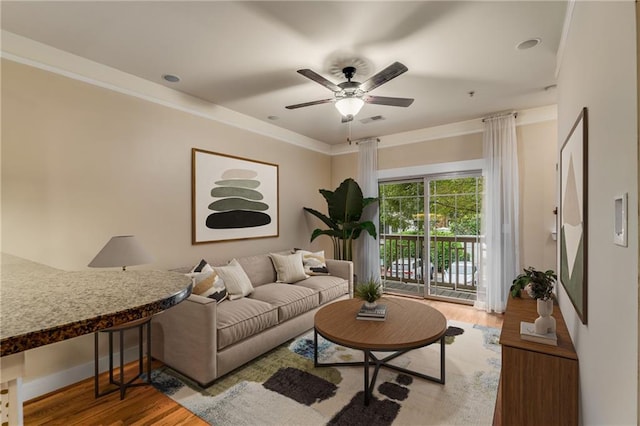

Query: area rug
[150,320,501,426]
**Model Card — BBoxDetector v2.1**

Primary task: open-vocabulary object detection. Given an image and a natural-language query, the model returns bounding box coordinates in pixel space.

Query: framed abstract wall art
[559,107,588,324]
[192,148,279,244]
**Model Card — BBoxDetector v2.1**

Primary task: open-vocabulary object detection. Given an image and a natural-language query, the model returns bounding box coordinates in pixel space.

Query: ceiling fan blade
[341,115,354,123]
[297,69,341,92]
[359,62,409,92]
[363,95,414,107]
[285,98,335,109]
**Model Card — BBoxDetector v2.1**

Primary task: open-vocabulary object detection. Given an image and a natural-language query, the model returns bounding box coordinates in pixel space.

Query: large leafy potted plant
[303,178,378,261]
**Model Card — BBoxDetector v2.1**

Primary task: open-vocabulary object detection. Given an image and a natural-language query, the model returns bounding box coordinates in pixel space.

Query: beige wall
[379,133,483,171]
[1,59,331,271]
[1,59,332,382]
[517,120,558,271]
[331,122,557,271]
[556,2,638,423]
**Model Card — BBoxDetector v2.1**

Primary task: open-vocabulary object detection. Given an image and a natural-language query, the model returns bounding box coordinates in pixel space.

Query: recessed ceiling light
[516,38,541,50]
[162,74,180,83]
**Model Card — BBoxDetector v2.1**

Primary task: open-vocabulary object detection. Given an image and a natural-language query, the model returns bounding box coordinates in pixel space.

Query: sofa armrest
[151,294,219,385]
[325,259,354,297]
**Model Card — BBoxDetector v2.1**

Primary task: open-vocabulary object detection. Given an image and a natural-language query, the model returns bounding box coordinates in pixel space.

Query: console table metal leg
[94,333,99,399]
[108,331,114,385]
[119,327,125,400]
[94,317,153,400]
[146,320,152,382]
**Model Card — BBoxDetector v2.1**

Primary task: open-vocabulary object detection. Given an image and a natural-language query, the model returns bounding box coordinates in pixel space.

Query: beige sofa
[151,251,353,386]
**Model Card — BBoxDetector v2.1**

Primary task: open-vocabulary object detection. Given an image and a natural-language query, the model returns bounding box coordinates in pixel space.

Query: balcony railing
[380,233,479,292]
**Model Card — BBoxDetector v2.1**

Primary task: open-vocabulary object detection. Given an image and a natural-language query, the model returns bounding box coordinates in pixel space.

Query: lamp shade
[335,97,364,117]
[88,235,154,271]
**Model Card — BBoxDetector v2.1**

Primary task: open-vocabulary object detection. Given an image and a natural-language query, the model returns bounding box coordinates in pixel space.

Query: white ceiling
[1,1,567,146]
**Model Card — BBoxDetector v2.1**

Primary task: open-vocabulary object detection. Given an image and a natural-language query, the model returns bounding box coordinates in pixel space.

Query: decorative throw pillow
[185,260,215,286]
[192,274,226,299]
[296,250,329,275]
[207,276,228,303]
[214,259,254,300]
[269,252,308,283]
[191,258,208,273]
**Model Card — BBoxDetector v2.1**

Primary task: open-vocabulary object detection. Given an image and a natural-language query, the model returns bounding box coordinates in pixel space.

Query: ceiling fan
[285,61,414,123]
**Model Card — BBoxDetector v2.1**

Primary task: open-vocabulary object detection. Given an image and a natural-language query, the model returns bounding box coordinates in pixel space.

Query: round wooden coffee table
[314,297,447,405]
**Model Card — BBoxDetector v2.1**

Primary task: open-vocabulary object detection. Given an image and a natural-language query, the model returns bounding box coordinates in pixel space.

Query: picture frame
[559,107,588,324]
[192,148,279,244]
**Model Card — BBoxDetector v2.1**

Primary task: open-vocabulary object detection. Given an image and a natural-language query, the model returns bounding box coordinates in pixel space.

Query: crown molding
[330,104,558,155]
[555,0,576,79]
[2,30,557,158]
[0,30,331,155]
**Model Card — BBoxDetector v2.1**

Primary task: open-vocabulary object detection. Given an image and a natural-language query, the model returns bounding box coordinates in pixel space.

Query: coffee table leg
[364,350,370,406]
[314,328,318,367]
[440,335,446,384]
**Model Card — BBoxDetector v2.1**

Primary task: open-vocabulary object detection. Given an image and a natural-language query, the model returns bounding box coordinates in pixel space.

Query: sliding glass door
[427,175,482,302]
[379,173,482,303]
[379,180,425,297]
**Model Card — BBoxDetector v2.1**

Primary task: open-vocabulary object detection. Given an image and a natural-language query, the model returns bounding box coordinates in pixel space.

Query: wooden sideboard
[494,296,579,426]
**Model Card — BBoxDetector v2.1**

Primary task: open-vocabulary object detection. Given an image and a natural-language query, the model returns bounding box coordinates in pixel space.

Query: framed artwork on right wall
[559,107,588,324]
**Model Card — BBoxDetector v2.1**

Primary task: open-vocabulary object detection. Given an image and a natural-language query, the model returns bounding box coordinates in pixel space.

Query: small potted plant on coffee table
[354,278,383,308]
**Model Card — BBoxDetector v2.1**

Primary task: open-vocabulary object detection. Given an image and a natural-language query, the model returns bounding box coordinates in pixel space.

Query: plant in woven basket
[510,267,557,300]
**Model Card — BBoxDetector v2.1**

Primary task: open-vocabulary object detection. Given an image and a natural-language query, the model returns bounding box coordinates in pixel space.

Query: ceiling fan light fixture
[335,97,364,117]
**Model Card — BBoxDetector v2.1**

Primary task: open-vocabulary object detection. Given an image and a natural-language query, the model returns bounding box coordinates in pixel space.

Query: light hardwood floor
[24,298,503,425]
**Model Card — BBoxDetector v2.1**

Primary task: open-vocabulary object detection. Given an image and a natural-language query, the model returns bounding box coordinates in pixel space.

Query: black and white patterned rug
[151,320,500,425]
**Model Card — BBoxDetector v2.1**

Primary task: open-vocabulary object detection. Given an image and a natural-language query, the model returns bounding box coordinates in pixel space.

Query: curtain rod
[347,137,380,145]
[482,111,518,122]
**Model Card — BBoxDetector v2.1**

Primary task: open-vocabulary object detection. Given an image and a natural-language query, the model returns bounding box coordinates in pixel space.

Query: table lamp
[88,235,154,271]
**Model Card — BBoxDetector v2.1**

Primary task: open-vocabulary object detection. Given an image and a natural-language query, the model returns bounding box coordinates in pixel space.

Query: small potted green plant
[510,267,557,300]
[510,267,558,335]
[354,278,383,308]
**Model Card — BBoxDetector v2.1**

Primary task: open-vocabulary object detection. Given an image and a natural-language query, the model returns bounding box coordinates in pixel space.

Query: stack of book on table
[356,303,387,321]
[519,321,557,346]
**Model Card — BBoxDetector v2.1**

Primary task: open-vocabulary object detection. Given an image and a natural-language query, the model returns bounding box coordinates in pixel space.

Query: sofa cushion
[216,298,278,350]
[214,259,253,300]
[250,283,319,322]
[269,252,308,283]
[235,253,277,286]
[296,275,349,304]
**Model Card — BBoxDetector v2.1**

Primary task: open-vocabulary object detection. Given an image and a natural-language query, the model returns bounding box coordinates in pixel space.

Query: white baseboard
[23,345,143,402]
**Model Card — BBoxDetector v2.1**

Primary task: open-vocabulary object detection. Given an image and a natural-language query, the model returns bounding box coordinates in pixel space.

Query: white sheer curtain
[475,114,520,313]
[356,138,381,282]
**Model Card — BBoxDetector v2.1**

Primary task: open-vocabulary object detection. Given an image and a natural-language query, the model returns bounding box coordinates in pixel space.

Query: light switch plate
[613,193,627,247]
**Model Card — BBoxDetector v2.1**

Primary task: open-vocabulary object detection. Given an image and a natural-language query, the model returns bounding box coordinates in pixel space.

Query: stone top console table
[0,253,192,423]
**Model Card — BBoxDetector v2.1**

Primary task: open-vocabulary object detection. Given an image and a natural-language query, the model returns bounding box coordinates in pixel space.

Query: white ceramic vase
[364,301,378,309]
[534,298,556,334]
